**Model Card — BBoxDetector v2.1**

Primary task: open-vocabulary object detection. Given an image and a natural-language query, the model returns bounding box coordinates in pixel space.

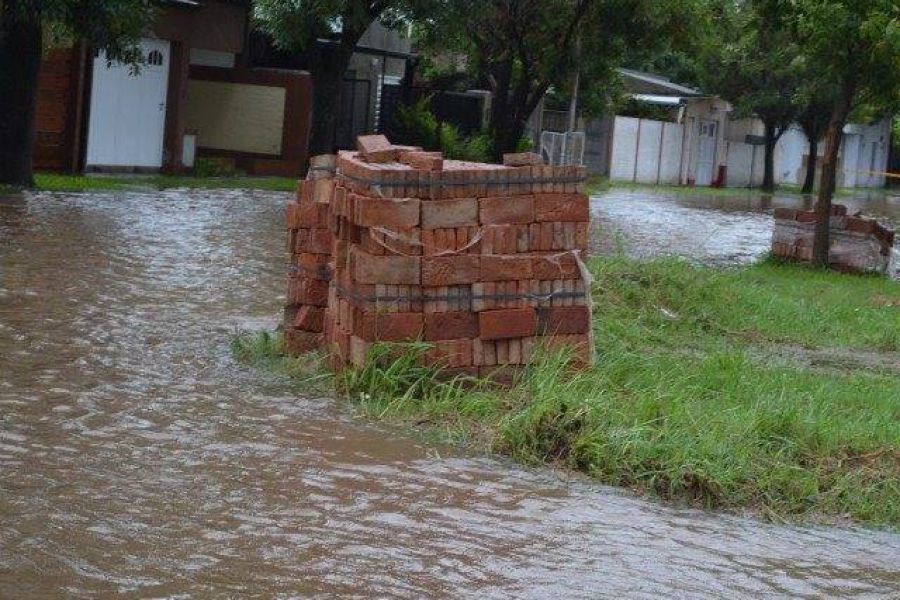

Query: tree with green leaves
[790,0,900,267]
[700,0,801,193]
[415,0,699,162]
[253,0,411,158]
[0,0,152,187]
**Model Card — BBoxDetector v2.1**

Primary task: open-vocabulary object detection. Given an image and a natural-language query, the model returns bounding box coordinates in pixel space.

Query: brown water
[1,189,899,599]
[591,189,900,267]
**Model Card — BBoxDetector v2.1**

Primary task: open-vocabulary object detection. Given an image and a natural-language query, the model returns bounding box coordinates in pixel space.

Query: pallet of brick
[772,205,895,274]
[283,154,336,354]
[289,134,594,381]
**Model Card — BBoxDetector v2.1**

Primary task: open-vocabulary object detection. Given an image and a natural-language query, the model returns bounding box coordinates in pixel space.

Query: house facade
[34,0,312,175]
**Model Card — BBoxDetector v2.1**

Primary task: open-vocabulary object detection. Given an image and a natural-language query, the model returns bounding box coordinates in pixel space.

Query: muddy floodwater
[591,188,900,267]
[1,189,899,599]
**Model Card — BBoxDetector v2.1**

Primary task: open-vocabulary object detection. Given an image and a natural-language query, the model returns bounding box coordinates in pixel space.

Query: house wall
[153,2,247,55]
[721,116,891,190]
[841,119,891,188]
[33,44,87,172]
[185,66,313,176]
[679,98,730,186]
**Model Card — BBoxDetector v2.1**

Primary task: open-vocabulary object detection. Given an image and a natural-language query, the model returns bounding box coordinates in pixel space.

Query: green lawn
[1,172,298,194]
[236,257,900,528]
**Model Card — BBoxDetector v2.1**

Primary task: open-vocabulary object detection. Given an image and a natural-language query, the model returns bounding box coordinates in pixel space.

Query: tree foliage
[788,0,900,266]
[415,0,700,160]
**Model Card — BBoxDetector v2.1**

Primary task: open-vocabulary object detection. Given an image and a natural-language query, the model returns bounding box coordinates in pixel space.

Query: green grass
[1,173,298,193]
[235,258,900,527]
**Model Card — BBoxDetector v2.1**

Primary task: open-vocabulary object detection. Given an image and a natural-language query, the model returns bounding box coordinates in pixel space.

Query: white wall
[635,119,663,183]
[725,116,891,190]
[610,117,640,181]
[724,141,765,187]
[610,117,685,184]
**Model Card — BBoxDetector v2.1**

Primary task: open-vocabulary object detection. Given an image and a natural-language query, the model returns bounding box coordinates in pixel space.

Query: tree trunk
[489,114,526,162]
[762,120,777,193]
[812,87,853,268]
[306,43,355,158]
[0,6,43,188]
[801,136,818,195]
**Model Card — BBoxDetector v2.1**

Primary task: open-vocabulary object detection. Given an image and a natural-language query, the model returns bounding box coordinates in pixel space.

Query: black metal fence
[334,78,373,150]
[378,84,485,141]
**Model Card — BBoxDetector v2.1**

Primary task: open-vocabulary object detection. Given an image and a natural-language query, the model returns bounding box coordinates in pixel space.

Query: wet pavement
[1,188,899,599]
[591,188,900,267]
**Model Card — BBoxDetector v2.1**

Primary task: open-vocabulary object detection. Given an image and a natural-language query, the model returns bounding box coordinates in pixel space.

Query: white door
[695,119,717,186]
[86,39,170,169]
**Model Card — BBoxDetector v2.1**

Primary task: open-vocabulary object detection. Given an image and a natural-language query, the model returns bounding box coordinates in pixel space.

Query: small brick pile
[284,135,594,381]
[772,205,895,274]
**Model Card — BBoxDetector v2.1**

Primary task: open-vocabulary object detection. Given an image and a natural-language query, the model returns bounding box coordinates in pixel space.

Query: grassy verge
[1,173,298,193]
[235,257,900,527]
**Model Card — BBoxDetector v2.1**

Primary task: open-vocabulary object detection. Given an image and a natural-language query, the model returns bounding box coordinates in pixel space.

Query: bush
[390,96,493,163]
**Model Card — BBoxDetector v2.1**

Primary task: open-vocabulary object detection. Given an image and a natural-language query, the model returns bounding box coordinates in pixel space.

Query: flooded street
[591,188,900,266]
[1,188,899,598]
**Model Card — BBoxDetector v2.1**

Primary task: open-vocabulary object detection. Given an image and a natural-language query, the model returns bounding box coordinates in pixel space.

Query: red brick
[426,339,474,368]
[846,217,876,234]
[292,306,326,332]
[534,193,590,222]
[400,151,444,171]
[537,306,590,335]
[532,253,581,279]
[503,152,543,167]
[773,207,798,221]
[481,255,533,281]
[313,179,334,204]
[479,308,537,340]
[352,249,421,285]
[796,210,817,223]
[480,195,535,225]
[422,255,480,286]
[424,311,480,341]
[286,277,330,306]
[354,311,424,342]
[356,134,391,156]
[302,228,330,254]
[539,333,593,366]
[349,336,371,367]
[284,329,322,355]
[355,195,420,228]
[292,253,332,281]
[421,198,479,229]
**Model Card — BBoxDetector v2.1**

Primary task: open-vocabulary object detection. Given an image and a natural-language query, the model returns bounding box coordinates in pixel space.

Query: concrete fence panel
[659,122,684,184]
[610,117,639,182]
[635,119,663,184]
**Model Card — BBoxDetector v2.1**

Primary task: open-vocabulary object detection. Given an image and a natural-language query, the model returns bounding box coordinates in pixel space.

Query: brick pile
[772,205,895,274]
[284,135,594,381]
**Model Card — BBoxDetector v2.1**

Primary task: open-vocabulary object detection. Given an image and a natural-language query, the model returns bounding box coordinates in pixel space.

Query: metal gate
[334,78,372,150]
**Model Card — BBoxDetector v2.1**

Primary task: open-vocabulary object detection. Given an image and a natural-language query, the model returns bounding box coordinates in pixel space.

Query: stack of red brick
[285,135,594,380]
[772,205,895,273]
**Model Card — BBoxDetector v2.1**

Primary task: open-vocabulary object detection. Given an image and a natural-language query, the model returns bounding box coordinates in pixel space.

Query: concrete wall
[724,116,891,189]
[609,117,685,184]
